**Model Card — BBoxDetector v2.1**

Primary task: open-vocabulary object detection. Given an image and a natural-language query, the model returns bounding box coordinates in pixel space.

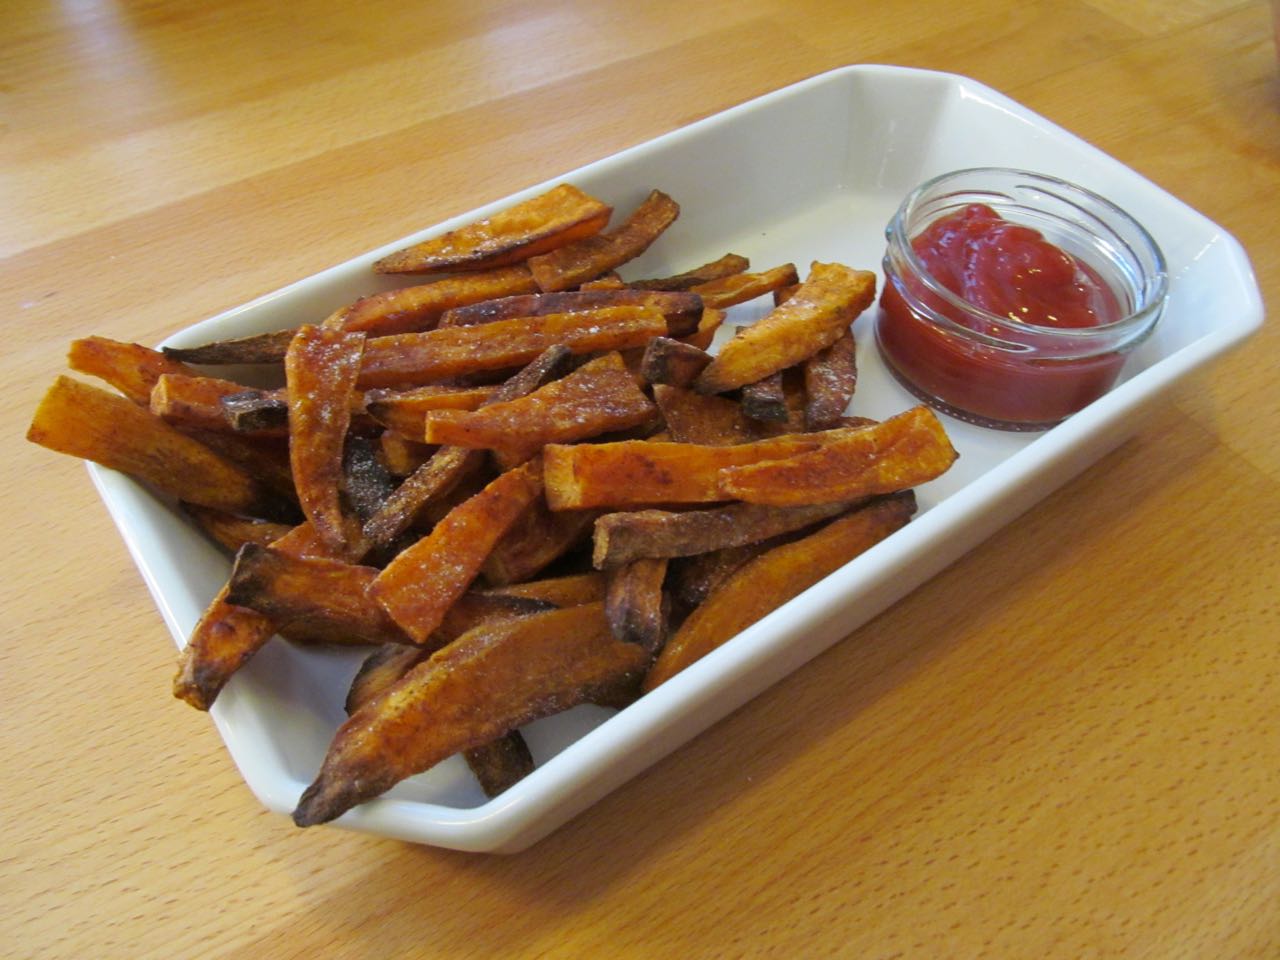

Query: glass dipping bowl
[876,168,1168,430]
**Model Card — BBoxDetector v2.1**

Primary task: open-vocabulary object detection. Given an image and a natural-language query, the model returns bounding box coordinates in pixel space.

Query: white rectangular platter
[90,64,1263,852]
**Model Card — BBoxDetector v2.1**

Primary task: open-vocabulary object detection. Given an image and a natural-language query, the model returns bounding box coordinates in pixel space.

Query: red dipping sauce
[877,171,1166,430]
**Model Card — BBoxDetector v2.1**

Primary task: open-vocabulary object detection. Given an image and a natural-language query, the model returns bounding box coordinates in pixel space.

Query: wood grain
[3,1,1277,957]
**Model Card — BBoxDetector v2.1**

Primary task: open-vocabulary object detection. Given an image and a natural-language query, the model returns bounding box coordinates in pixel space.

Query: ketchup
[878,204,1131,429]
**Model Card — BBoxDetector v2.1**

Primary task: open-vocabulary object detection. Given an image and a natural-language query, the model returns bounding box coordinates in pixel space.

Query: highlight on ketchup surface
[876,169,1168,431]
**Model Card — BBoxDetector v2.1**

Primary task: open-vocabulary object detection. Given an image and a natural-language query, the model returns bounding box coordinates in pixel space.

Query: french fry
[677,307,725,351]
[373,184,613,275]
[527,190,680,292]
[578,273,627,290]
[592,500,856,568]
[542,430,852,510]
[651,383,756,445]
[695,262,875,394]
[335,265,541,337]
[803,328,858,430]
[688,263,800,310]
[220,389,290,434]
[628,253,750,291]
[225,544,408,646]
[438,289,703,337]
[369,462,543,643]
[163,328,298,365]
[150,374,285,436]
[638,337,712,387]
[605,558,669,650]
[356,307,666,389]
[28,376,289,521]
[181,504,293,553]
[668,541,772,611]
[422,352,656,466]
[339,435,398,522]
[643,493,917,690]
[718,406,958,506]
[292,602,652,826]
[481,500,598,586]
[345,644,429,714]
[477,571,606,607]
[285,325,366,552]
[464,735,536,798]
[68,336,198,404]
[739,371,789,423]
[378,430,436,477]
[364,385,498,436]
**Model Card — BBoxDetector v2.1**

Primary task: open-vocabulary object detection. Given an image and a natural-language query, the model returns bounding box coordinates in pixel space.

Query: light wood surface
[4,1,1277,956]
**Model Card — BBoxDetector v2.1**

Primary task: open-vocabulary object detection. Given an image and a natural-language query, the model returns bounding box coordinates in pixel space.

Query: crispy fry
[225,544,408,646]
[803,328,858,430]
[651,384,755,445]
[162,328,298,365]
[638,337,712,387]
[150,374,284,436]
[628,253,750,291]
[292,602,652,826]
[373,184,612,275]
[370,463,543,643]
[592,500,856,568]
[422,352,656,466]
[477,571,606,607]
[28,376,289,520]
[438,289,702,337]
[527,190,680,292]
[718,406,958,506]
[68,336,199,404]
[335,265,540,337]
[644,493,917,690]
[677,307,725,351]
[285,326,366,552]
[481,499,598,586]
[181,504,293,553]
[464,735,536,797]
[689,263,800,310]
[740,371,789,423]
[339,435,398,522]
[605,558,669,650]
[364,385,497,436]
[578,273,626,290]
[695,262,875,394]
[378,430,436,476]
[357,307,665,389]
[668,541,772,611]
[345,644,429,714]
[542,430,853,510]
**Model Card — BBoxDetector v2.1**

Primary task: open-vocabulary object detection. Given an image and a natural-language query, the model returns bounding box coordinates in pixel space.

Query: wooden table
[5,1,1277,956]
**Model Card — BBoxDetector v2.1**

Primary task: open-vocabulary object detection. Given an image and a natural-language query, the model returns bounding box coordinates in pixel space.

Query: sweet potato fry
[638,337,712,387]
[150,373,284,436]
[181,504,293,553]
[668,541,772,611]
[628,253,750,291]
[438,289,702,337]
[345,644,429,714]
[357,307,665,389]
[422,352,656,466]
[364,385,497,436]
[373,184,613,275]
[643,493,917,690]
[739,371,789,423]
[677,307,724,351]
[688,262,800,310]
[68,336,198,404]
[378,430,436,477]
[162,328,298,365]
[464,735,536,797]
[335,265,541,337]
[292,602,652,826]
[285,325,366,552]
[481,499,598,586]
[225,544,408,646]
[651,384,755,445]
[542,430,851,510]
[718,406,958,506]
[803,328,858,430]
[28,376,289,520]
[477,571,606,607]
[527,190,680,292]
[695,262,875,394]
[605,558,669,650]
[592,500,856,568]
[370,462,543,643]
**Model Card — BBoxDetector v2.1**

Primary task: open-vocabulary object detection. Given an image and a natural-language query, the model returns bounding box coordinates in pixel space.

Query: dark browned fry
[69,336,199,404]
[345,644,430,714]
[285,325,366,553]
[421,352,656,466]
[740,371,789,423]
[696,262,876,394]
[644,493,917,690]
[628,253,750,291]
[438,289,702,337]
[464,735,536,797]
[340,435,397,521]
[357,307,665,389]
[605,558,669,651]
[150,374,283,436]
[803,328,858,430]
[373,184,613,275]
[370,463,543,643]
[225,544,408,646]
[592,500,856,568]
[638,337,712,387]
[292,602,652,826]
[718,406,958,506]
[162,328,298,365]
[689,263,800,310]
[221,390,289,434]
[668,541,772,612]
[527,190,680,292]
[28,376,289,520]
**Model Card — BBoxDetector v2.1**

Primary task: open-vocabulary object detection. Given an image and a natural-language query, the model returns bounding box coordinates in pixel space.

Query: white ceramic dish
[89,64,1262,853]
